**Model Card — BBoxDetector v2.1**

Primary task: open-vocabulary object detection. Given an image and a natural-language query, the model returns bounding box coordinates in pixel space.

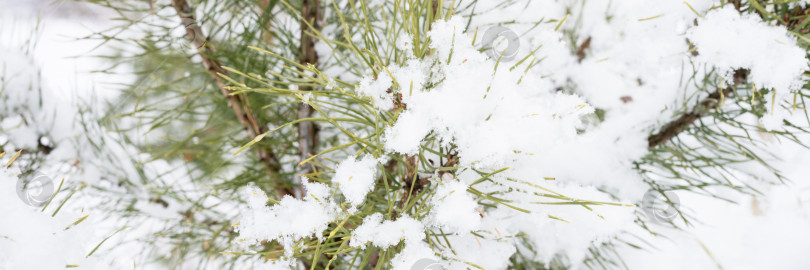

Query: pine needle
[554,14,569,31]
[5,150,22,168]
[87,226,130,258]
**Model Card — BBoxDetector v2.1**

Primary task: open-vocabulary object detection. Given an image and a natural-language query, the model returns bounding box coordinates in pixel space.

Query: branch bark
[648,69,748,148]
[296,0,322,192]
[171,0,294,197]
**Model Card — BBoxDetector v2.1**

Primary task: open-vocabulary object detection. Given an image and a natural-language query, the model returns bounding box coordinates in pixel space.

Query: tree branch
[648,69,748,148]
[296,0,321,194]
[171,0,294,197]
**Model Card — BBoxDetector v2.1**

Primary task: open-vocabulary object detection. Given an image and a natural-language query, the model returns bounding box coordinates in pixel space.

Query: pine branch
[648,69,748,147]
[171,0,294,197]
[390,0,450,220]
[296,0,321,193]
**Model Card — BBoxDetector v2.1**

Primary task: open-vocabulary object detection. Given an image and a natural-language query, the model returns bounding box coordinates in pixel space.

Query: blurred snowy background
[1,0,809,269]
[0,0,148,269]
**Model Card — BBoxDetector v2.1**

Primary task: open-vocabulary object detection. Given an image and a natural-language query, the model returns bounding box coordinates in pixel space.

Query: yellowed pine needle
[309,193,323,203]
[65,214,90,231]
[751,83,757,105]
[267,196,279,204]
[555,14,569,31]
[383,66,399,88]
[548,214,570,223]
[638,14,664,21]
[328,216,351,239]
[683,1,702,18]
[472,27,479,46]
[694,236,725,270]
[5,150,22,168]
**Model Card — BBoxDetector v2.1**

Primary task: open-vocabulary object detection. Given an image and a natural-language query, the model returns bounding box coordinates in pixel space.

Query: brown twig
[171,0,294,197]
[296,0,322,194]
[575,36,591,63]
[731,0,742,12]
[648,69,748,148]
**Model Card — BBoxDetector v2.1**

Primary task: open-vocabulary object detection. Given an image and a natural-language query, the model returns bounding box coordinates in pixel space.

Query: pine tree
[6,0,807,269]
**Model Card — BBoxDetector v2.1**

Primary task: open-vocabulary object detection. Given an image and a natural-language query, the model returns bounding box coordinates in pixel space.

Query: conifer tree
[3,0,810,269]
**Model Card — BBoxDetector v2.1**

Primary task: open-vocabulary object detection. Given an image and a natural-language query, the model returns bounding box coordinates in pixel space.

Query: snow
[0,168,95,269]
[620,185,810,270]
[389,242,440,270]
[234,182,339,253]
[4,0,810,269]
[369,15,637,265]
[428,180,481,233]
[0,50,40,122]
[382,17,595,172]
[316,2,810,267]
[688,6,808,96]
[443,232,516,270]
[383,110,433,155]
[357,70,395,111]
[686,5,808,131]
[350,213,424,248]
[0,2,154,269]
[332,155,378,207]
